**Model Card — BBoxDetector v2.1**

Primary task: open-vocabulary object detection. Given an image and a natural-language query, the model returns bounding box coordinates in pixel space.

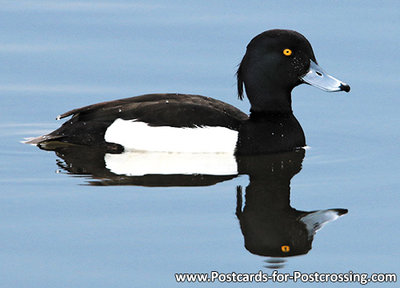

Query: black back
[40,93,248,149]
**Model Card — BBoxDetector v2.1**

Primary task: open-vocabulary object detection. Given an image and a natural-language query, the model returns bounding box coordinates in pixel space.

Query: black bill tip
[340,83,351,93]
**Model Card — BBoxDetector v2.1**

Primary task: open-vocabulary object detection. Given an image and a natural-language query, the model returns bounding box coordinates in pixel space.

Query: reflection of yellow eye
[281,245,290,252]
[283,49,292,56]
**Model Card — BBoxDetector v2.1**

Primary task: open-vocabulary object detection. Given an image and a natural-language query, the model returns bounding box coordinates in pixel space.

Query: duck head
[237,29,350,113]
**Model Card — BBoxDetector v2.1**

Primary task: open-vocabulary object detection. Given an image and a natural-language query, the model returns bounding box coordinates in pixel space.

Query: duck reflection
[49,144,237,186]
[38,144,347,265]
[235,150,347,266]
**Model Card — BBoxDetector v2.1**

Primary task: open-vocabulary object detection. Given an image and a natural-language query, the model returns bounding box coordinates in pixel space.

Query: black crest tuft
[236,57,245,100]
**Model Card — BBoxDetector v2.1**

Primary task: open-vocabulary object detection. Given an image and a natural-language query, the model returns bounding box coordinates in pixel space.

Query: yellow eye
[281,245,290,252]
[283,48,292,56]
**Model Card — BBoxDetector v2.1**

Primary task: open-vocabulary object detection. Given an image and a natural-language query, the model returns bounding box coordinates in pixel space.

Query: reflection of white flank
[104,119,238,153]
[104,152,238,176]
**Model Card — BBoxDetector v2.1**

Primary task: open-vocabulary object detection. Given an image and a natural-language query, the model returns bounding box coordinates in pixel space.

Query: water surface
[1,1,399,287]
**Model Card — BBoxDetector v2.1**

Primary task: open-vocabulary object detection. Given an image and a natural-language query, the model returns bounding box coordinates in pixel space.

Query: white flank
[104,118,238,153]
[104,151,238,176]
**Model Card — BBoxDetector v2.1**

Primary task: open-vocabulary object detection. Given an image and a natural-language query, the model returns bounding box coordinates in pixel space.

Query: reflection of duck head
[235,150,347,258]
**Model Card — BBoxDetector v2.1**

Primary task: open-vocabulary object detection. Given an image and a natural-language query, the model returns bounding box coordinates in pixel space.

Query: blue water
[1,1,399,287]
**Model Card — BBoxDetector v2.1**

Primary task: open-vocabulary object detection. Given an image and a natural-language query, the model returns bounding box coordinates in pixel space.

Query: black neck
[244,79,293,114]
[249,109,293,121]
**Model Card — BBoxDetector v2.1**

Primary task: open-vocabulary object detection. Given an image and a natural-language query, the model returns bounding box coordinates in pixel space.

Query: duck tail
[23,134,62,145]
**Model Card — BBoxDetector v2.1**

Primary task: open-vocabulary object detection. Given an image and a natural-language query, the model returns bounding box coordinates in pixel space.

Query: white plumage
[104,151,238,176]
[104,118,238,153]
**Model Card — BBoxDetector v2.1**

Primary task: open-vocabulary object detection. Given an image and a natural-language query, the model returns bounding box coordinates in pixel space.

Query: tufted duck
[26,29,350,155]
